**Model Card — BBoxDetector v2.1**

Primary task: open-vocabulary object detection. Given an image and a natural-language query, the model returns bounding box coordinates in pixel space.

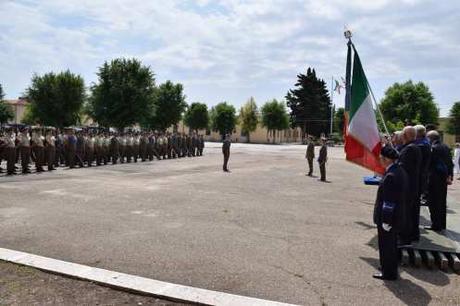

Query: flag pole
[330,76,334,135]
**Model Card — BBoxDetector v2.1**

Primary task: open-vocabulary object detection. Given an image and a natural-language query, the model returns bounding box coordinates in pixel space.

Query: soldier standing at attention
[4,127,17,175]
[317,137,328,182]
[133,132,140,163]
[305,136,315,176]
[32,127,45,172]
[44,128,56,171]
[110,132,120,164]
[67,128,77,169]
[76,130,85,167]
[373,146,408,281]
[140,132,148,162]
[119,133,126,163]
[198,135,205,156]
[222,134,231,172]
[18,127,31,174]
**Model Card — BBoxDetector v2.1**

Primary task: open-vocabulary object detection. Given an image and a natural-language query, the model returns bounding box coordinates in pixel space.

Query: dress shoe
[424,226,442,232]
[373,273,397,281]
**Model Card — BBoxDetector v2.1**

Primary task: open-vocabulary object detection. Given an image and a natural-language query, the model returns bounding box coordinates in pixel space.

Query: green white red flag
[344,45,385,174]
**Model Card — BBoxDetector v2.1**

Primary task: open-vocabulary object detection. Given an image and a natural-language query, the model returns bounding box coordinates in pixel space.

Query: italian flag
[344,47,385,174]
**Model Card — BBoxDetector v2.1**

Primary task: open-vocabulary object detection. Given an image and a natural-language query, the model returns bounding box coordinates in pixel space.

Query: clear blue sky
[1,0,459,116]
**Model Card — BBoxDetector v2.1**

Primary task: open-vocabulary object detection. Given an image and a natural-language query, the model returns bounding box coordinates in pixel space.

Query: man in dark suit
[426,131,453,231]
[222,134,231,172]
[414,125,431,235]
[305,136,315,176]
[373,146,408,280]
[317,137,327,182]
[398,126,422,244]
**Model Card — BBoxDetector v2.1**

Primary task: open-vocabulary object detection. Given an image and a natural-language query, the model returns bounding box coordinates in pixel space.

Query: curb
[0,247,297,306]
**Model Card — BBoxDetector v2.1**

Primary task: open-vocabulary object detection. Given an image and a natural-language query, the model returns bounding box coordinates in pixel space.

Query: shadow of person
[355,221,376,230]
[360,257,432,306]
[403,266,450,287]
[384,278,432,306]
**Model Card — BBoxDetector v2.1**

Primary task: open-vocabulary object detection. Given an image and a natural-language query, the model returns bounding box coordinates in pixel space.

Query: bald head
[402,126,416,144]
[427,130,440,143]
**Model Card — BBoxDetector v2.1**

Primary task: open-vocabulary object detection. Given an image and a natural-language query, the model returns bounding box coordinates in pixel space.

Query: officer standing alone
[222,134,231,172]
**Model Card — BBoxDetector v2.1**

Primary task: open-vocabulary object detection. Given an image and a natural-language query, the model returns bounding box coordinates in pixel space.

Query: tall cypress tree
[286,68,331,137]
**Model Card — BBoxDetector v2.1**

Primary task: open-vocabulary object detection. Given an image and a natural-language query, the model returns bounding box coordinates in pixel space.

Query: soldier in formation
[0,126,206,176]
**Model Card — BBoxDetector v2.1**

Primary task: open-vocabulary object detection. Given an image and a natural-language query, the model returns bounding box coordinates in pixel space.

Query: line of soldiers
[0,126,205,175]
[373,125,453,280]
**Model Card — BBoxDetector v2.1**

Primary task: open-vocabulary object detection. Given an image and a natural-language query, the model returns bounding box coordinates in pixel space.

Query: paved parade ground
[1,143,460,305]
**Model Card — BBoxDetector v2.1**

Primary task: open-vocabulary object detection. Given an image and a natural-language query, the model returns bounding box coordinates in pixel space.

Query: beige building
[4,98,29,124]
[438,117,457,147]
[172,121,303,144]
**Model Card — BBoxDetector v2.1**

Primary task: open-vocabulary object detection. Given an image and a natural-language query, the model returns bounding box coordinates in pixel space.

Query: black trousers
[307,158,313,175]
[410,197,421,241]
[223,151,230,171]
[378,225,398,279]
[428,174,447,230]
[319,162,326,181]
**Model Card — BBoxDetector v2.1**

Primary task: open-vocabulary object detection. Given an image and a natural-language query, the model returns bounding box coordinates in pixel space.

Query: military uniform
[32,129,45,172]
[45,131,56,171]
[306,140,315,176]
[110,133,120,164]
[317,141,327,181]
[139,133,147,161]
[76,133,85,167]
[18,129,31,174]
[198,135,205,156]
[222,136,231,172]
[4,130,16,175]
[133,134,140,162]
[66,130,77,169]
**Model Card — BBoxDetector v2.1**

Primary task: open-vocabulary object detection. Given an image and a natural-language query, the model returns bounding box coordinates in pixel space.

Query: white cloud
[0,0,458,115]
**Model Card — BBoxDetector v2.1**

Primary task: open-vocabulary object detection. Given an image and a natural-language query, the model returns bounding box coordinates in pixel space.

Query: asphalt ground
[1,143,460,305]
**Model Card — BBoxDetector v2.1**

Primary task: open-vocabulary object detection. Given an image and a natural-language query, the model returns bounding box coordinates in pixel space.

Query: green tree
[333,107,345,135]
[151,81,187,131]
[184,102,209,133]
[21,103,39,125]
[25,70,85,128]
[261,99,289,143]
[447,102,460,136]
[379,80,439,128]
[0,84,14,125]
[286,67,331,137]
[210,102,237,137]
[239,97,258,142]
[89,58,156,130]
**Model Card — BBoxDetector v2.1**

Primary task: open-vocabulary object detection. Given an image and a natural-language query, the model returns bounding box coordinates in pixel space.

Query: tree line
[1,58,458,140]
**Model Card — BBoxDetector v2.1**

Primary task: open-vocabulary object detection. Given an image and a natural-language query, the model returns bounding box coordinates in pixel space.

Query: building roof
[4,98,29,106]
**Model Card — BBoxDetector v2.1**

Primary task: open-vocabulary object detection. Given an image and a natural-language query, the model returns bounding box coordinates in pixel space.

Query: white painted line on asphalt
[0,247,297,306]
